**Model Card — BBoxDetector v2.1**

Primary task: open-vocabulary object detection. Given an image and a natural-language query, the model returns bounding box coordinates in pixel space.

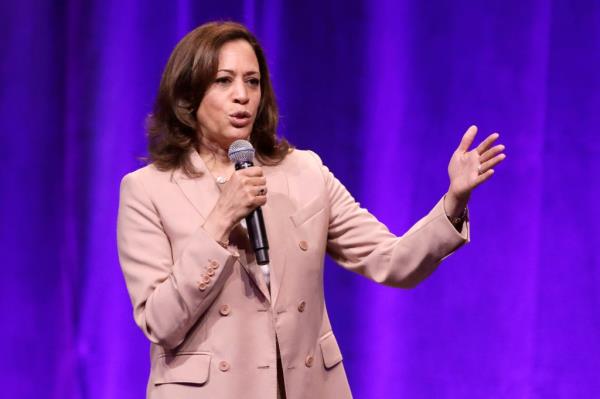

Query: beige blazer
[117,149,469,399]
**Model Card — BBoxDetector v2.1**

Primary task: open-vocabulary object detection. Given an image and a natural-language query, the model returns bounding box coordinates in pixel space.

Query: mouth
[229,111,252,128]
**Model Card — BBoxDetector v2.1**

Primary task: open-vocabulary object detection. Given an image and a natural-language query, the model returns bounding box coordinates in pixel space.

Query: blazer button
[305,355,314,368]
[202,275,210,284]
[210,260,220,269]
[219,304,231,316]
[299,240,309,251]
[197,282,207,291]
[207,268,216,277]
[219,360,230,372]
[297,300,306,312]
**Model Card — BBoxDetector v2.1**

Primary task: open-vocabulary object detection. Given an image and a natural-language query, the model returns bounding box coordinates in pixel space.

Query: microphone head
[228,139,255,164]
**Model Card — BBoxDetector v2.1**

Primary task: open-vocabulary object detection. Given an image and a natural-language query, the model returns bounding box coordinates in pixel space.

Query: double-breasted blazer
[117,148,469,399]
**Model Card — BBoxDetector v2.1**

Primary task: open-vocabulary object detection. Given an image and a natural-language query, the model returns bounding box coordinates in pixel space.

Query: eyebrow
[217,69,260,76]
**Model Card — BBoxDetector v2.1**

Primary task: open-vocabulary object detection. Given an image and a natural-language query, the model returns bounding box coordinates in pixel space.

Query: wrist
[203,209,234,243]
[444,190,469,219]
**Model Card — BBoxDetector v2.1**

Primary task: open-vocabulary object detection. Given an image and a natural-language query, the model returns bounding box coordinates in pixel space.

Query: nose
[233,80,249,105]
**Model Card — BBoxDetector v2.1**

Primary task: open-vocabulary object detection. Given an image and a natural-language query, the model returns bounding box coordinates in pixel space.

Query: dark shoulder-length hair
[147,21,292,176]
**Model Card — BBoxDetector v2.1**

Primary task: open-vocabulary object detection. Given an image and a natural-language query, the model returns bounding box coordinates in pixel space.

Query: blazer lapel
[261,167,291,306]
[172,149,219,223]
[234,166,290,304]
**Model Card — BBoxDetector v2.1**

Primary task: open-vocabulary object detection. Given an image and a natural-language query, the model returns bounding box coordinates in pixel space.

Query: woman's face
[196,39,261,150]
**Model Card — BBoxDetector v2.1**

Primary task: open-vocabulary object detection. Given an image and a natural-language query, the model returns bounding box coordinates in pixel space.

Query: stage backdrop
[2,0,599,397]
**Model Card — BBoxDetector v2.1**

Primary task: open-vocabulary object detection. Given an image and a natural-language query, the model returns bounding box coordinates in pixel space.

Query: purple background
[2,0,599,397]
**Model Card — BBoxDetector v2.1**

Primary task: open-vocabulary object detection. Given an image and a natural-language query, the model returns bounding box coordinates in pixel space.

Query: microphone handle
[245,208,269,265]
[235,161,270,265]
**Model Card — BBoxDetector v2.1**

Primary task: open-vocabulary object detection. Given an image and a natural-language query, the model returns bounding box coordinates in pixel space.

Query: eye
[215,76,232,85]
[247,78,260,86]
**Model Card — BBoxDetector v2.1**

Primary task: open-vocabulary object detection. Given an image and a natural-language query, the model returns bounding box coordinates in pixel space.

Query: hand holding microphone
[211,165,267,228]
[203,140,270,264]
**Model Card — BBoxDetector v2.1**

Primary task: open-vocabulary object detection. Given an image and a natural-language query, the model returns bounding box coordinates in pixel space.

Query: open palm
[448,125,506,202]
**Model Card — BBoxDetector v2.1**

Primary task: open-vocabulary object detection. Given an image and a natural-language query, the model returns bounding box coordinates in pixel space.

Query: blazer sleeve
[117,171,238,350]
[309,151,470,288]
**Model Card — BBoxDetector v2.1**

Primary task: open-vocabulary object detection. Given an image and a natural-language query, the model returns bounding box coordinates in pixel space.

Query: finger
[254,195,267,207]
[237,166,264,177]
[457,125,478,152]
[474,169,495,187]
[475,132,499,155]
[243,184,267,200]
[245,177,267,187]
[480,153,506,173]
[479,144,505,163]
[255,186,267,196]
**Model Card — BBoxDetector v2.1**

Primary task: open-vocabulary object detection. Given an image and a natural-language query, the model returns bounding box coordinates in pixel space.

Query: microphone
[228,140,270,265]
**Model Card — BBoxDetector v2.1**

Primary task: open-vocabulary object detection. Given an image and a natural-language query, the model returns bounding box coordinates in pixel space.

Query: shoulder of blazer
[120,163,177,190]
[281,148,325,176]
[123,163,177,182]
[285,148,323,164]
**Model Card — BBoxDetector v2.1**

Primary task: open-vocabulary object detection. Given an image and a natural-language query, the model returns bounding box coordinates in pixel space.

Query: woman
[117,21,505,399]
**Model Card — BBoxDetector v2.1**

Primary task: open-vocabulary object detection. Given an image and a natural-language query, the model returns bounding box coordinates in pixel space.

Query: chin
[227,128,252,143]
